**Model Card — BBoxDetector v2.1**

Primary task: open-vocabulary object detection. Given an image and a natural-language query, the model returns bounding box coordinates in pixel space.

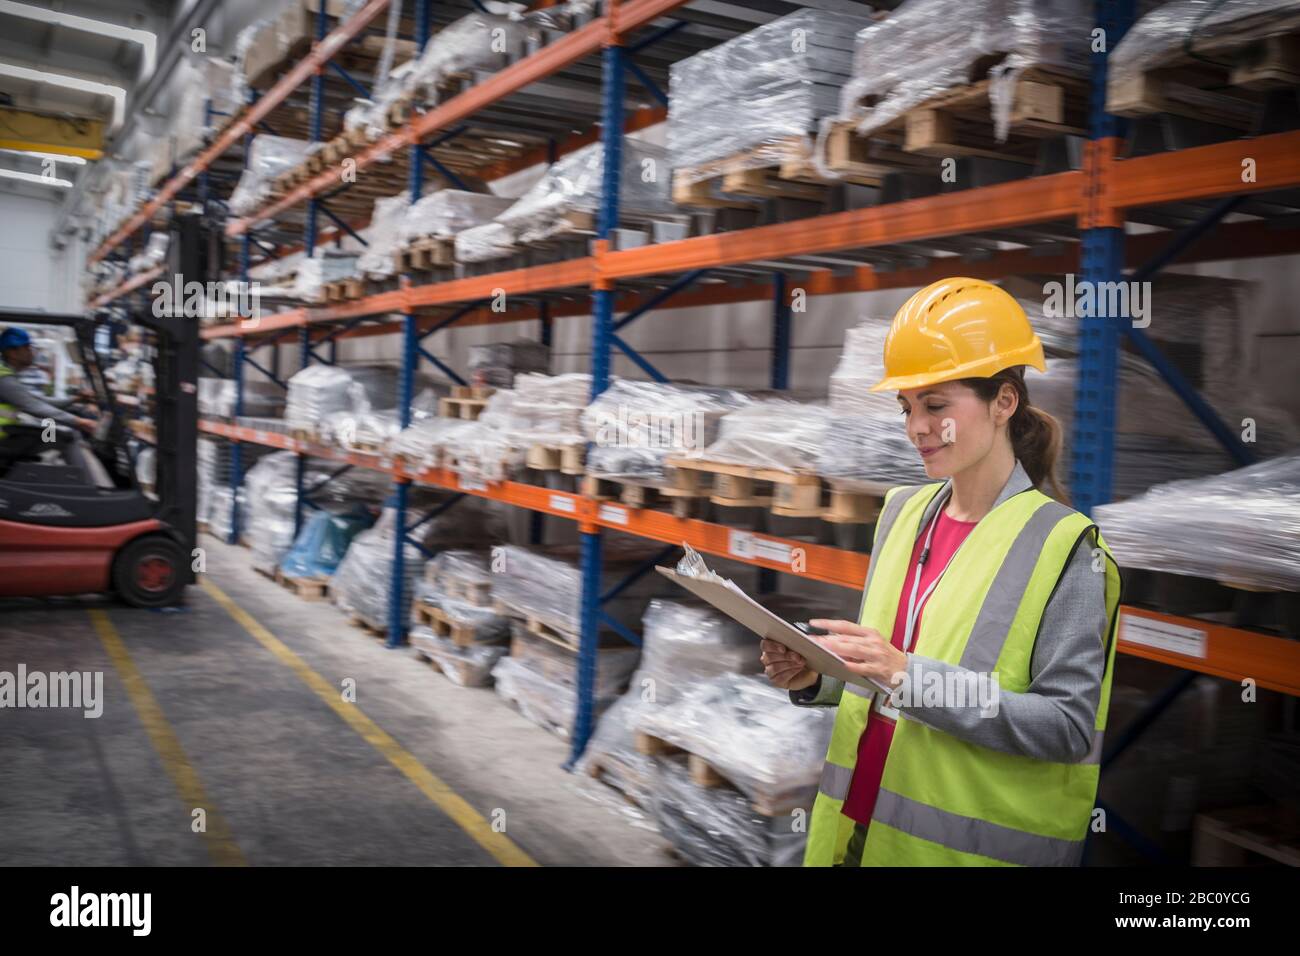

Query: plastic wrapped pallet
[583,379,752,485]
[466,340,550,389]
[198,377,285,419]
[392,416,477,471]
[1108,0,1300,109]
[284,364,399,431]
[243,451,324,574]
[454,221,518,264]
[292,252,361,302]
[695,399,833,473]
[331,506,429,629]
[636,673,836,816]
[400,189,516,243]
[667,8,873,185]
[409,626,507,687]
[650,756,808,867]
[500,372,589,446]
[355,194,411,279]
[228,135,316,216]
[279,508,373,579]
[425,549,494,600]
[834,0,1090,144]
[1094,453,1300,591]
[172,56,241,162]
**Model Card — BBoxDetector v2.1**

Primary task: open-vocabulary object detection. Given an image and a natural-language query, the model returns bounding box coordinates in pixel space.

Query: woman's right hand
[761,638,818,690]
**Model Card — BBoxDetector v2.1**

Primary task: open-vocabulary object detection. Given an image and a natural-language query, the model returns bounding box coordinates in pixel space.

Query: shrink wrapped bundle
[501,372,589,445]
[466,339,549,388]
[454,221,518,264]
[1108,0,1300,107]
[835,0,1090,143]
[443,418,526,483]
[197,378,285,419]
[292,252,361,302]
[668,8,872,184]
[697,400,832,473]
[1094,454,1300,591]
[332,506,428,630]
[243,452,328,574]
[411,579,511,643]
[827,318,900,418]
[228,136,316,215]
[279,509,373,579]
[355,194,411,279]
[425,549,493,599]
[583,380,752,484]
[409,627,507,687]
[284,364,399,431]
[392,417,477,471]
[172,56,241,161]
[816,415,930,489]
[635,673,835,815]
[400,189,515,243]
[649,756,809,867]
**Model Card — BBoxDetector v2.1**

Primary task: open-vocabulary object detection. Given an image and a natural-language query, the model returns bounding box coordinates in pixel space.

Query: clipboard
[655,566,882,692]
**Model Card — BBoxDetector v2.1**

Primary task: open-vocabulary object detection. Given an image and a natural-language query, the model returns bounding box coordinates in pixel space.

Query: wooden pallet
[494,601,579,651]
[399,236,455,271]
[279,572,329,602]
[412,603,480,647]
[1192,804,1300,866]
[1108,32,1300,127]
[348,613,387,638]
[436,575,493,607]
[437,396,488,420]
[525,443,585,475]
[581,474,705,518]
[822,479,886,525]
[634,732,805,817]
[665,457,824,516]
[672,136,834,206]
[323,278,368,302]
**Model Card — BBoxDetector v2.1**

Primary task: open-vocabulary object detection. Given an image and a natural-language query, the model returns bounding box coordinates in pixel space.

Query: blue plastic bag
[280,509,373,579]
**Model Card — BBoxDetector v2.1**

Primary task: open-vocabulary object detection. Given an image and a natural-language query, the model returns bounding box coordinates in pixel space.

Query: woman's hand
[760,638,819,691]
[808,619,909,688]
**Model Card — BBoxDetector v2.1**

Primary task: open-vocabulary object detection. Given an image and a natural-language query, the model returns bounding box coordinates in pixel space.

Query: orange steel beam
[1110,129,1300,210]
[89,265,164,308]
[198,418,1300,691]
[90,0,393,264]
[1118,607,1300,697]
[599,171,1086,279]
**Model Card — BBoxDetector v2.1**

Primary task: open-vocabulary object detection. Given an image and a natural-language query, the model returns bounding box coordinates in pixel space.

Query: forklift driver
[0,326,100,466]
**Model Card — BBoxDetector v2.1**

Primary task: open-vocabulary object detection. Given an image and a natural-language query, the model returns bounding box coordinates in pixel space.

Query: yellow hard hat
[870,278,1046,392]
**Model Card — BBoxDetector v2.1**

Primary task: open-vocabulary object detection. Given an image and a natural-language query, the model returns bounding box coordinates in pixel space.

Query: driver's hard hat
[0,327,32,351]
[871,278,1046,392]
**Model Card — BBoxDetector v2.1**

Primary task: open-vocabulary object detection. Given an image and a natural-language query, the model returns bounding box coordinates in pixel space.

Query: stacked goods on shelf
[1005,275,1299,498]
[198,377,286,420]
[160,55,241,183]
[582,379,752,499]
[235,0,370,96]
[243,452,328,574]
[1094,453,1300,592]
[454,140,679,265]
[284,363,402,444]
[489,536,670,647]
[1107,0,1300,122]
[410,551,511,686]
[819,0,1090,174]
[815,317,930,492]
[292,251,361,303]
[279,509,374,586]
[398,190,515,271]
[333,492,509,633]
[578,597,761,806]
[666,7,873,200]
[351,194,412,285]
[228,135,317,216]
[465,340,549,389]
[391,416,477,472]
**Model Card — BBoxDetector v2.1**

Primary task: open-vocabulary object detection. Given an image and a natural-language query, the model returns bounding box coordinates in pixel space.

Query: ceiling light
[0,63,126,130]
[0,1,156,78]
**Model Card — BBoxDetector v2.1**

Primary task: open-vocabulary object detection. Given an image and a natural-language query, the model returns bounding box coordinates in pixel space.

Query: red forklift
[0,215,207,606]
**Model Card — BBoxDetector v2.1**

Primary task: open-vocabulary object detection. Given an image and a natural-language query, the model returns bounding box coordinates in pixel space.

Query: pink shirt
[840,508,979,826]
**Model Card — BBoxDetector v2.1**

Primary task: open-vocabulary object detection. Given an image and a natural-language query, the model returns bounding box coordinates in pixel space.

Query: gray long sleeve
[792,532,1110,765]
[0,374,78,426]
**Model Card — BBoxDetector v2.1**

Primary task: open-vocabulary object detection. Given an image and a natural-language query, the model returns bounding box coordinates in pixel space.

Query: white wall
[0,189,80,313]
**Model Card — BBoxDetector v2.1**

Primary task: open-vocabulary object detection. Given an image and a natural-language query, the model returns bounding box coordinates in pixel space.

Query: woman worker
[763,278,1122,867]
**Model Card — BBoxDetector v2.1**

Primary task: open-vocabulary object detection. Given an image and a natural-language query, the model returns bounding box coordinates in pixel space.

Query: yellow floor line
[89,609,246,867]
[199,577,538,867]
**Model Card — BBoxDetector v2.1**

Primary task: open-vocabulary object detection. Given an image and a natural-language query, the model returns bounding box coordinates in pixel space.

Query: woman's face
[896,380,1010,479]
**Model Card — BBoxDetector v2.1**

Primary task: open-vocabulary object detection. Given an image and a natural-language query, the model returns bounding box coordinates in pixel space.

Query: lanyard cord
[901,502,951,654]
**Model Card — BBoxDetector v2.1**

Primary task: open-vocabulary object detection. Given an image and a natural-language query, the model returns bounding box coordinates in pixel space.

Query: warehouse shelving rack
[90,0,1300,858]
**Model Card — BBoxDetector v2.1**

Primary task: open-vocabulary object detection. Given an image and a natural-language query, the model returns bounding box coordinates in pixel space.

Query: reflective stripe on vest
[0,363,17,435]
[803,481,1122,867]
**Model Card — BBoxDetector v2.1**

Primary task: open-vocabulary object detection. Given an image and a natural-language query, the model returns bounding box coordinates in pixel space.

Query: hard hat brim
[869,338,1046,392]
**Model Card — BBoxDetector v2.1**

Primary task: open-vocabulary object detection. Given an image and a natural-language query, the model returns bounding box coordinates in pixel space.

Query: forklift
[0,214,210,607]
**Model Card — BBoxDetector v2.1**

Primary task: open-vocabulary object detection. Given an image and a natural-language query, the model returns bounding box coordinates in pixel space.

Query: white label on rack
[460,476,486,491]
[754,538,793,566]
[254,430,268,445]
[598,504,628,525]
[1120,612,1207,659]
[549,494,576,513]
[728,530,756,560]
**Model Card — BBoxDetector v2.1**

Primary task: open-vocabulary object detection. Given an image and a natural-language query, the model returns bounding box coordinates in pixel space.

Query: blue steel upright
[1070,0,1135,516]
[567,43,627,767]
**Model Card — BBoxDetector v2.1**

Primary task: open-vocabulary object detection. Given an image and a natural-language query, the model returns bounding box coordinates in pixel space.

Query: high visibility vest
[0,363,17,438]
[804,480,1122,867]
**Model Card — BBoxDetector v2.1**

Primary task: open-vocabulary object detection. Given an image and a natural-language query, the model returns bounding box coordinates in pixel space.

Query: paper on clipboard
[655,563,881,693]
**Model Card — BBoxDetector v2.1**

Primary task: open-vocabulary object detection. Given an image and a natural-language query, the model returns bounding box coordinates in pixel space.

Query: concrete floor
[0,536,674,866]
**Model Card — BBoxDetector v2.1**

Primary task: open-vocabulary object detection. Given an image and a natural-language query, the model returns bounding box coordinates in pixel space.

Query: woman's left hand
[808,619,908,688]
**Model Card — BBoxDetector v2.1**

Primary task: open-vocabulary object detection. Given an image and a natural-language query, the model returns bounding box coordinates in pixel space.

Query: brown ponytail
[961,367,1068,504]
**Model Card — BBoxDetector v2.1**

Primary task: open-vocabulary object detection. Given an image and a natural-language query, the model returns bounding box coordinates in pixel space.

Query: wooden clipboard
[655,566,879,691]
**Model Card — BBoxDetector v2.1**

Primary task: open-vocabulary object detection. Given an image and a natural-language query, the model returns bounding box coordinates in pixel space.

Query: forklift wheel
[113,535,187,608]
